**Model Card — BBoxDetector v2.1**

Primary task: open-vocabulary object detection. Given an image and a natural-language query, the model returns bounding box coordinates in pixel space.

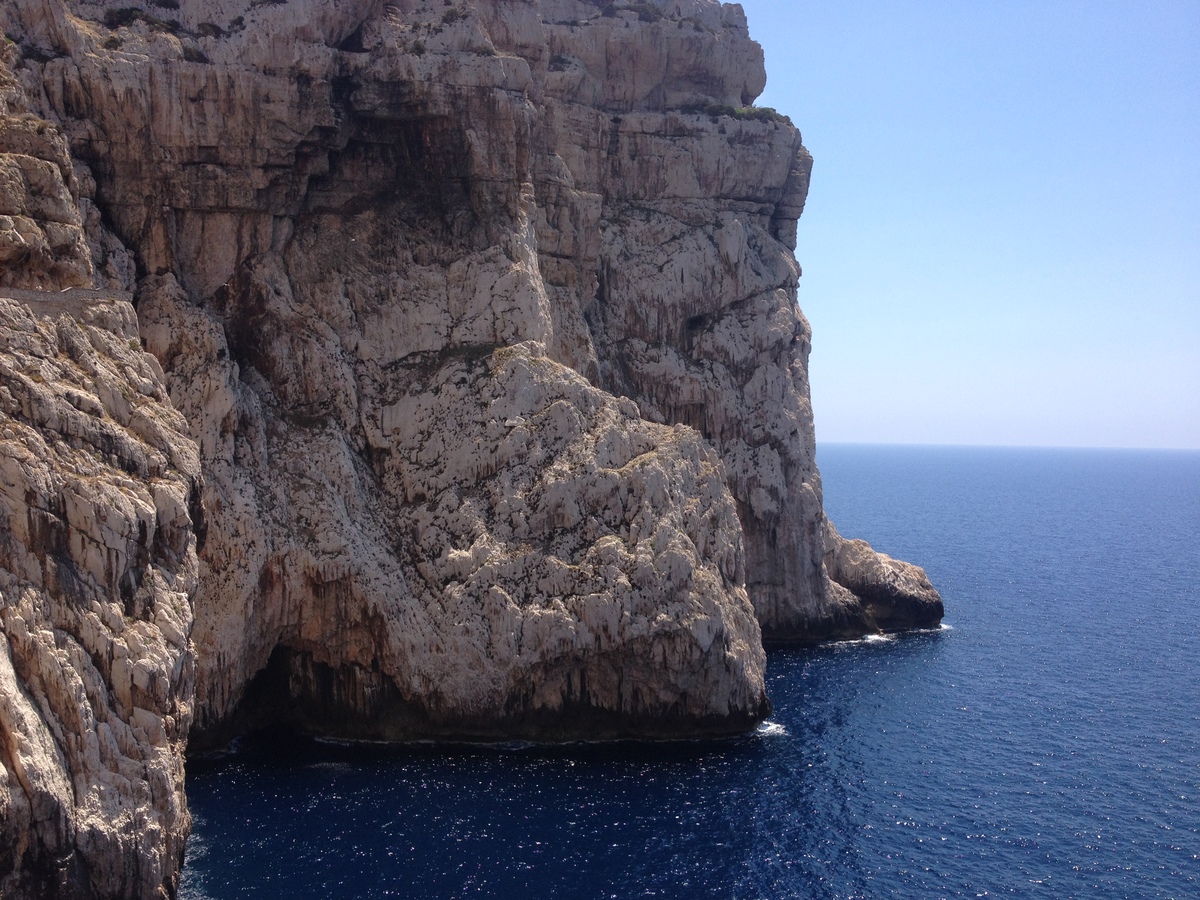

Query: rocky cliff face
[1,42,197,899]
[0,0,940,895]
[0,292,197,900]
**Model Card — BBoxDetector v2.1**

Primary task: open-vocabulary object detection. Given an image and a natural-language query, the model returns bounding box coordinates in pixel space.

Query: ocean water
[180,445,1200,899]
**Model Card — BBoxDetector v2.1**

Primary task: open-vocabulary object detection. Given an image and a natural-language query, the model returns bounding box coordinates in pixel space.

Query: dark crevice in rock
[196,642,769,751]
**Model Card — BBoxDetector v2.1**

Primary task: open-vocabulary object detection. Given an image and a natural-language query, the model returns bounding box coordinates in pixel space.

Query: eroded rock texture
[0,294,198,900]
[0,0,941,893]
[1,43,197,900]
[0,39,90,290]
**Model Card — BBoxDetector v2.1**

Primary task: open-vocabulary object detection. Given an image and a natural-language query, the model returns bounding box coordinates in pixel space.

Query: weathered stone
[0,293,199,900]
[0,1,942,894]
[0,44,92,291]
[824,520,944,632]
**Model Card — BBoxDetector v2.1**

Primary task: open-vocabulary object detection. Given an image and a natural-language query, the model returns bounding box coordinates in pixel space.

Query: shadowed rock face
[0,0,939,895]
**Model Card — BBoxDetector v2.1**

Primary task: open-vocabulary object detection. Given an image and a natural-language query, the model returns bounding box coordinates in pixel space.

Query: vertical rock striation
[2,0,779,754]
[1,42,198,899]
[0,0,941,893]
[524,0,941,638]
[529,1,854,637]
[0,293,198,899]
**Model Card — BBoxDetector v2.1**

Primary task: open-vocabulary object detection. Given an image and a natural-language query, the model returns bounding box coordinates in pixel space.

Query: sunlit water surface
[181,446,1200,898]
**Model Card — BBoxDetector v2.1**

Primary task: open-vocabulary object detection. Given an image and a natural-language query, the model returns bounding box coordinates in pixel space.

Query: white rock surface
[0,293,198,899]
[0,0,942,892]
[824,520,943,631]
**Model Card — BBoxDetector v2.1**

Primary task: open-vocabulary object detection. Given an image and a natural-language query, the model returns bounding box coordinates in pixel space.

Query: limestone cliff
[1,41,197,899]
[0,291,197,900]
[0,1,940,896]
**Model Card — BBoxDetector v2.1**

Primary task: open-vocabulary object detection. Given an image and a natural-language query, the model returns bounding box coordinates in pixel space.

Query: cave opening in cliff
[303,111,475,232]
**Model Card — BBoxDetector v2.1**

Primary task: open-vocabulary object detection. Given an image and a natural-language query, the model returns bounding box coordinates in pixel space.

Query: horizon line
[815,440,1200,452]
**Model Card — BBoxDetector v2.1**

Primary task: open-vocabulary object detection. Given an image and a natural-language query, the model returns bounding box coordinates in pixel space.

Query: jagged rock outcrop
[1,44,197,899]
[0,39,90,290]
[533,3,837,637]
[3,0,781,750]
[824,520,943,632]
[0,0,942,894]
[143,263,766,746]
[0,290,199,897]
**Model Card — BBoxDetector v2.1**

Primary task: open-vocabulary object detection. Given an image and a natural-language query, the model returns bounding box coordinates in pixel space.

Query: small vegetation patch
[103,8,182,35]
[681,102,792,125]
[182,45,210,64]
[600,2,664,23]
[102,9,139,28]
[14,43,64,63]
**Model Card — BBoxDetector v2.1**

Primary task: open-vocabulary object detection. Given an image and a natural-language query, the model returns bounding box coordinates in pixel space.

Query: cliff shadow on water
[178,634,955,899]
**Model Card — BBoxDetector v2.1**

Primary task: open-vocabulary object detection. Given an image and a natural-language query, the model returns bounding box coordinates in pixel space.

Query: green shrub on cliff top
[681,102,793,126]
[600,2,665,23]
[103,8,182,35]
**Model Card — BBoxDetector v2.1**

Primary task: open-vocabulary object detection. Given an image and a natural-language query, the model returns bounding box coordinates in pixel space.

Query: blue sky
[739,0,1200,448]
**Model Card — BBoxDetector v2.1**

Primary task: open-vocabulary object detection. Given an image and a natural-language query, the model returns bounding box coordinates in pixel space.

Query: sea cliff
[0,1,940,896]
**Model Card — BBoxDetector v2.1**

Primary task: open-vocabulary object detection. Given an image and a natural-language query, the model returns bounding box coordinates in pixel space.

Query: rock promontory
[1,1,941,896]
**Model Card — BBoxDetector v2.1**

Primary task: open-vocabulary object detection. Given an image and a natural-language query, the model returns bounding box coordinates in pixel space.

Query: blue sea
[180,445,1200,899]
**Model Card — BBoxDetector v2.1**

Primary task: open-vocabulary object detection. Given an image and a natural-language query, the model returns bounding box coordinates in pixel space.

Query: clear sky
[738,0,1200,449]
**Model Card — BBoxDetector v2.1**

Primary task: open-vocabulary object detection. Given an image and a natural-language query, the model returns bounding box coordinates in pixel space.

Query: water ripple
[181,447,1200,900]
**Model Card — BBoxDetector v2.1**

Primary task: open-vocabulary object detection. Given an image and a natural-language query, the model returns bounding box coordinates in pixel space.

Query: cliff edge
[0,1,940,896]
